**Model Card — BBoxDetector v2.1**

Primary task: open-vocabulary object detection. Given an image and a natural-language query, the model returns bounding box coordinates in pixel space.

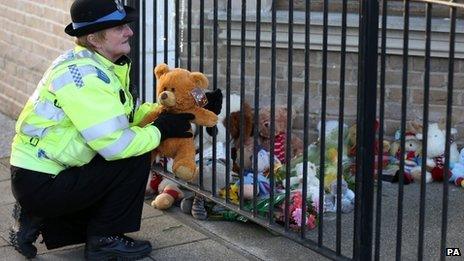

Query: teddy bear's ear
[276,107,288,118]
[154,63,170,80]
[190,72,209,88]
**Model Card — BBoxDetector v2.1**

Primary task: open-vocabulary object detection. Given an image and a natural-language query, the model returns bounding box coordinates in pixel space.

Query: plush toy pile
[193,102,464,231]
[143,66,464,231]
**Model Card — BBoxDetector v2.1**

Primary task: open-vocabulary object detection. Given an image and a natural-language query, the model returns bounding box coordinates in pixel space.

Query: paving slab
[166,207,330,261]
[0,113,15,158]
[0,157,9,167]
[0,164,9,182]
[36,246,86,261]
[0,203,14,240]
[0,245,25,260]
[36,245,151,261]
[0,180,15,206]
[151,239,250,261]
[129,215,209,250]
[142,201,165,219]
[0,237,7,247]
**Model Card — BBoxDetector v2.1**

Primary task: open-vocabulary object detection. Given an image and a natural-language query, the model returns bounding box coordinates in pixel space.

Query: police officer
[9,0,222,260]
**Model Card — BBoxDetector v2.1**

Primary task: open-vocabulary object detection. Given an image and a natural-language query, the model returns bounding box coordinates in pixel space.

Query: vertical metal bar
[175,0,179,67]
[440,5,456,261]
[353,0,378,259]
[352,1,363,256]
[252,0,261,217]
[418,4,432,260]
[318,0,329,246]
[239,0,247,209]
[153,0,157,101]
[396,1,409,259]
[198,0,205,190]
[211,0,218,197]
[268,0,277,225]
[284,0,294,232]
[187,0,192,70]
[141,0,146,102]
[199,0,204,72]
[336,0,347,255]
[225,0,232,204]
[374,0,388,260]
[164,0,168,64]
[127,0,140,93]
[300,0,311,239]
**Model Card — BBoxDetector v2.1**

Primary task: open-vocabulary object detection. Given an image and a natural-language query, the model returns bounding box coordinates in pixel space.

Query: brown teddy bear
[258,106,303,163]
[139,63,218,181]
[228,101,254,172]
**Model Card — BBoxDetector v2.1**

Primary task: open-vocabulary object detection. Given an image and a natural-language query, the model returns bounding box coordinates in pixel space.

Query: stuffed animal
[323,178,355,213]
[347,124,357,157]
[229,100,254,172]
[239,148,272,200]
[293,161,320,203]
[194,94,242,147]
[258,106,303,163]
[149,172,184,210]
[317,120,349,164]
[412,123,459,182]
[392,131,422,184]
[347,120,391,179]
[450,148,464,187]
[182,94,242,220]
[139,64,218,181]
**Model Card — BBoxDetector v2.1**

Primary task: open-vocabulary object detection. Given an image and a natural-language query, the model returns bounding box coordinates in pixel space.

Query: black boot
[85,234,152,260]
[9,203,43,259]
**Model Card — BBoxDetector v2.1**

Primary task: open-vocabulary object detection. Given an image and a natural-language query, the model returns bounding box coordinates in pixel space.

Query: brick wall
[180,21,464,142]
[1,1,464,143]
[0,0,74,119]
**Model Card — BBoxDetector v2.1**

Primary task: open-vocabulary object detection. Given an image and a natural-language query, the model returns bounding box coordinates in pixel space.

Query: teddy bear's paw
[205,114,219,127]
[175,166,196,182]
[152,196,172,210]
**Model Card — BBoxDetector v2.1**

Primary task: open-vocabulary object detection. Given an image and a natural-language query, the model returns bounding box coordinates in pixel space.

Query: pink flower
[292,208,303,226]
[312,197,320,213]
[307,214,317,230]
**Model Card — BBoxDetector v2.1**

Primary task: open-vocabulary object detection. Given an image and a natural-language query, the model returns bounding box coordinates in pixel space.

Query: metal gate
[126,0,464,260]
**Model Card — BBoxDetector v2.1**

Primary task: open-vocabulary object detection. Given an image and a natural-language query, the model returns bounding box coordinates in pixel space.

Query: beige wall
[0,0,74,118]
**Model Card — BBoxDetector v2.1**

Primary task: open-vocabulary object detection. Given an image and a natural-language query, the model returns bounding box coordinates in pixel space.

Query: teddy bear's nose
[161,92,168,100]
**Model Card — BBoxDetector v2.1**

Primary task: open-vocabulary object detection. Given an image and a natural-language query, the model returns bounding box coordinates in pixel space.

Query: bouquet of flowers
[274,191,317,231]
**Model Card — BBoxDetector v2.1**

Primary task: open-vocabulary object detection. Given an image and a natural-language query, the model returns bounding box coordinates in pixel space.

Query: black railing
[126,0,464,260]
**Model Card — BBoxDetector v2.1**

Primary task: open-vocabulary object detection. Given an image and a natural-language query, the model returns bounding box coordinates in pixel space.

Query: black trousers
[11,153,151,249]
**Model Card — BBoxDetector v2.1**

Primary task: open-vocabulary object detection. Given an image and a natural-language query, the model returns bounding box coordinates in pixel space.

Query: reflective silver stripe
[75,49,94,59]
[21,124,49,138]
[98,129,135,158]
[51,49,74,68]
[80,115,129,142]
[50,65,97,92]
[51,49,94,69]
[34,100,65,122]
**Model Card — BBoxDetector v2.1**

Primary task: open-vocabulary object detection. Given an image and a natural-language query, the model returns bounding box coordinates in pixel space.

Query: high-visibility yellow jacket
[10,45,160,175]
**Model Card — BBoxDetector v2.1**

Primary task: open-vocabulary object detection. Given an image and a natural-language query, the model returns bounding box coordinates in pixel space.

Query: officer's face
[95,24,133,62]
